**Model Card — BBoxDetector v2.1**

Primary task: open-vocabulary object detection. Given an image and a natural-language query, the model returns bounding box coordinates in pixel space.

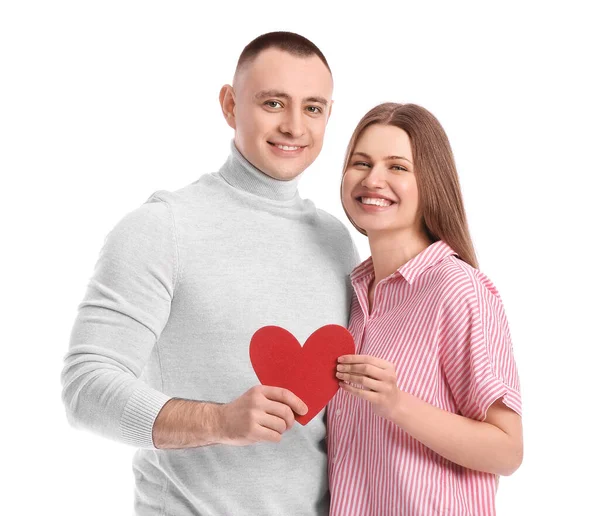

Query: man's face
[226,48,333,181]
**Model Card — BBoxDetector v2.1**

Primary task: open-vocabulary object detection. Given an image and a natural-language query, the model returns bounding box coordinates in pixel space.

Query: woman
[327,103,523,515]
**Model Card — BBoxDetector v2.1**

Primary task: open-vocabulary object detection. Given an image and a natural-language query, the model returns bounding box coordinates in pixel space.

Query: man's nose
[279,109,306,139]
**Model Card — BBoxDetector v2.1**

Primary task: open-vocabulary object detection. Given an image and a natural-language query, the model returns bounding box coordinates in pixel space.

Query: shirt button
[335,409,342,416]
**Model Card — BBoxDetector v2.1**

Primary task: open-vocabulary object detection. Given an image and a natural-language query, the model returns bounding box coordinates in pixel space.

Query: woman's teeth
[361,197,392,207]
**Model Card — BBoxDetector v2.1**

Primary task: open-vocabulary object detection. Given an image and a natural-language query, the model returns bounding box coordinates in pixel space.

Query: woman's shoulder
[435,255,503,305]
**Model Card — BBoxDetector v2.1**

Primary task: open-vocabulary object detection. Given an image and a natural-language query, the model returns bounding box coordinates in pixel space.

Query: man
[61,32,359,515]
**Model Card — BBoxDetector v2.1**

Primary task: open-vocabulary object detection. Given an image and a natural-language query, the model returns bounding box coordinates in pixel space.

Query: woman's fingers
[338,354,393,370]
[339,381,376,401]
[336,371,380,391]
[337,361,387,380]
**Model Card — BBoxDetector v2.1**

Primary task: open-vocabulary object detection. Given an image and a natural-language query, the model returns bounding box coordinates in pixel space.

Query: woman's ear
[219,84,236,129]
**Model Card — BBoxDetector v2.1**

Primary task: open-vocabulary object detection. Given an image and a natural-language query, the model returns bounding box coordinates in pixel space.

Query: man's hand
[216,385,308,446]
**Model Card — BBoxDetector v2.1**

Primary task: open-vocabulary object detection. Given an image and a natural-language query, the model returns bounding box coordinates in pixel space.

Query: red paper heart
[249,324,355,425]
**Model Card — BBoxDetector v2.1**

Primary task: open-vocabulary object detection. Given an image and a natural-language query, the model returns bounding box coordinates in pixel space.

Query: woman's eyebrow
[352,151,413,164]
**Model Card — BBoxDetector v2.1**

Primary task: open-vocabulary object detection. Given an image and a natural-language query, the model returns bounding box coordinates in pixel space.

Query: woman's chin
[357,222,397,235]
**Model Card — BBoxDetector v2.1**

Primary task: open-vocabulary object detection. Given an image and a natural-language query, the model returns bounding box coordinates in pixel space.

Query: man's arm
[62,197,308,449]
[152,386,308,449]
[61,199,176,448]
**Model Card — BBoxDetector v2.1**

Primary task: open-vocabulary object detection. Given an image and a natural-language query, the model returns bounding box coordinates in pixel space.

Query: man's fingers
[264,400,295,430]
[262,386,308,416]
[259,413,288,435]
[257,425,283,443]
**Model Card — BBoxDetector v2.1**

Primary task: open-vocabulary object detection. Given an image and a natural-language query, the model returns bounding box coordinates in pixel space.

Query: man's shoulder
[312,206,352,238]
[310,206,360,268]
[106,175,219,239]
[146,173,219,207]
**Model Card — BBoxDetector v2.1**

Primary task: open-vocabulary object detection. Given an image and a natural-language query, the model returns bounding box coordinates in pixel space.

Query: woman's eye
[353,161,370,168]
[391,165,407,171]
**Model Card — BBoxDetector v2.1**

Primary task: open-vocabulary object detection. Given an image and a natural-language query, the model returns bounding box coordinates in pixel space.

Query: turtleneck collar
[217,140,301,202]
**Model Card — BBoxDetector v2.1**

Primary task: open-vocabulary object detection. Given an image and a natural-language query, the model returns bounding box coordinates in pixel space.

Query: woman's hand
[336,354,402,422]
[337,355,523,476]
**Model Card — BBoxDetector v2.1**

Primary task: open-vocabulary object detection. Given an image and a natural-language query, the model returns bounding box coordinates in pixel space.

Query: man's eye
[306,106,322,114]
[265,101,283,109]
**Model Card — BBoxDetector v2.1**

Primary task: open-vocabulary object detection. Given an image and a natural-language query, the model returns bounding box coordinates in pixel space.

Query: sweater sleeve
[438,269,522,422]
[61,194,177,449]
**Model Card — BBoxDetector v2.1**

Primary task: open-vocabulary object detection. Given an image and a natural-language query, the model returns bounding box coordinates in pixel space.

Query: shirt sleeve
[438,268,522,422]
[61,193,177,449]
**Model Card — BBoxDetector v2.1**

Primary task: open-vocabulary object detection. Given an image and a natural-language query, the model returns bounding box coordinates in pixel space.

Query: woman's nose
[361,165,387,189]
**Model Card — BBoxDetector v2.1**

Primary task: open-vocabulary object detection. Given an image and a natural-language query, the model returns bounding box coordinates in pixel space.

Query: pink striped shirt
[327,240,521,516]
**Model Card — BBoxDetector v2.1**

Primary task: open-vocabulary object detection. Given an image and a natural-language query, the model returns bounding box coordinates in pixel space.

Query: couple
[61,32,522,515]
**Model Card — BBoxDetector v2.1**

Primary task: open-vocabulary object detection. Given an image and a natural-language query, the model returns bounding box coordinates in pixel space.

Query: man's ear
[219,84,236,129]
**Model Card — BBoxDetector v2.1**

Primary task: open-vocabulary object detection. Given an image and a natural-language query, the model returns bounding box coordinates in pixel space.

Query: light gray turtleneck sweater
[61,142,359,515]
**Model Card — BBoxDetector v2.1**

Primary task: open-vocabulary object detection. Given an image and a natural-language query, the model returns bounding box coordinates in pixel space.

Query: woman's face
[342,124,421,237]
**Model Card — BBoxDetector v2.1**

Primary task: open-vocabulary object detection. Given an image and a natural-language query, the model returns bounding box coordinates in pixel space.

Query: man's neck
[217,140,300,202]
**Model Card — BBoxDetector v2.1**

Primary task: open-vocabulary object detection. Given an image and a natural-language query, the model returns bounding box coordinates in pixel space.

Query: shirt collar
[350,240,459,286]
[217,140,300,202]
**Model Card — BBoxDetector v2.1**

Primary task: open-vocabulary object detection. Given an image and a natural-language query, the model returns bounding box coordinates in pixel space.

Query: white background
[1,1,599,514]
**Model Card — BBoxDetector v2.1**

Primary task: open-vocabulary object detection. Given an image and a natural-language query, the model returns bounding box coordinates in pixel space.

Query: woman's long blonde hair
[342,102,478,269]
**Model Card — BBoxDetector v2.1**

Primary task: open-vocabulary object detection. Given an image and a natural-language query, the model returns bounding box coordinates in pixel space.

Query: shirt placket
[331,278,371,470]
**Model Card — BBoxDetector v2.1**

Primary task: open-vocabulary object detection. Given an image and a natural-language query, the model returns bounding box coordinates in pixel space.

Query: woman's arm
[337,355,523,476]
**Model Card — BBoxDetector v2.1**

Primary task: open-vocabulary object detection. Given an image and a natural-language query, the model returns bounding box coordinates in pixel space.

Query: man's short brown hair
[235,31,331,77]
